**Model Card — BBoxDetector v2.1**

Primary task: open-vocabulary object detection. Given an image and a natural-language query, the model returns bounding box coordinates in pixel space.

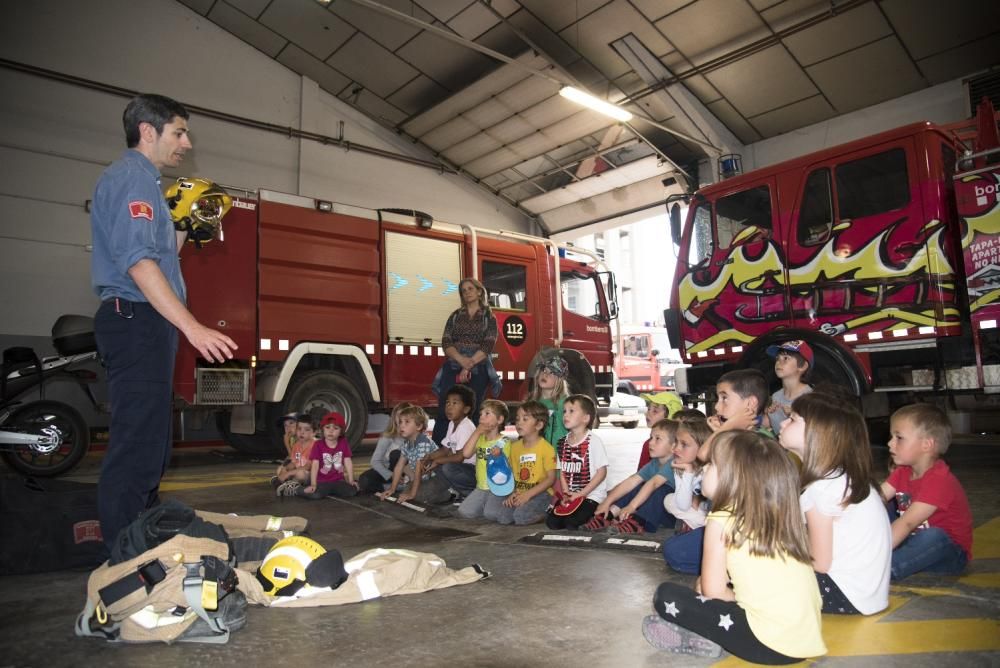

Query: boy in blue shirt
[585,419,679,534]
[377,406,438,505]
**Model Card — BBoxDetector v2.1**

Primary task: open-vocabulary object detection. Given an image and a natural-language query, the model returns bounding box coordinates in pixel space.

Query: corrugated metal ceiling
[178,0,1000,232]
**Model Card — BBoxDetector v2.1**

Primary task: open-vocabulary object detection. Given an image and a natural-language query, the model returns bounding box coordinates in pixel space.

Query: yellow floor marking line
[891,584,963,598]
[973,517,1000,559]
[711,594,1000,666]
[161,478,270,491]
[156,464,375,491]
[958,572,1000,588]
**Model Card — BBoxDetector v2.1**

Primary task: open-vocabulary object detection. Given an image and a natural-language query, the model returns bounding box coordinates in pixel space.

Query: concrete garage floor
[1,427,999,667]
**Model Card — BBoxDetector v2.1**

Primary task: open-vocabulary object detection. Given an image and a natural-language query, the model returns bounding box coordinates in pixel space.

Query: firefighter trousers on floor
[95,299,178,550]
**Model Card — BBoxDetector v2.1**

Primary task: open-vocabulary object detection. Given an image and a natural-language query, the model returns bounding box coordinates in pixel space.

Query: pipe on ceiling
[0,57,457,174]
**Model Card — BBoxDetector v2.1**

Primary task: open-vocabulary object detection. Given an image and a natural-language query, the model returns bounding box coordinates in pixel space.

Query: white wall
[744,79,969,171]
[0,0,531,342]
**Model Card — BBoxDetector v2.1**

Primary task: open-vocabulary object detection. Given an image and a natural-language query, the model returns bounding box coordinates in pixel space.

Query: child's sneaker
[610,517,645,535]
[641,615,722,658]
[582,513,613,532]
[276,480,301,497]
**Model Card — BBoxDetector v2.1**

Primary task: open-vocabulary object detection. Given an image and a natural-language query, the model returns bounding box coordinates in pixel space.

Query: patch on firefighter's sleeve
[128,201,154,220]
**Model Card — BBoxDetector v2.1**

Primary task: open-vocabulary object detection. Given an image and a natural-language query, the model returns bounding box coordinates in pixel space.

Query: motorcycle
[0,315,99,477]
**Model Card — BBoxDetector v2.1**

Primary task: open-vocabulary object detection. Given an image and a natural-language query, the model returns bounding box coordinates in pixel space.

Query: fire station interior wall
[384,232,462,344]
[0,0,532,351]
[742,78,970,173]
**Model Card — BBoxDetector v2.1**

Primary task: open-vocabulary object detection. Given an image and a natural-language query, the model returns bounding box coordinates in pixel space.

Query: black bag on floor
[0,475,108,575]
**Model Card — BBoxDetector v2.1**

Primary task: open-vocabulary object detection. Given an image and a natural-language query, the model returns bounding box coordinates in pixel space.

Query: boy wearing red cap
[766,340,813,435]
[297,411,358,499]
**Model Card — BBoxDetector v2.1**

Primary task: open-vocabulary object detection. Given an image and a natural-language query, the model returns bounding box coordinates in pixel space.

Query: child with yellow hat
[636,391,683,470]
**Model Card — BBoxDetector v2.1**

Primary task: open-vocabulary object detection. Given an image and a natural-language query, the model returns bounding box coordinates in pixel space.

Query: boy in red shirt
[880,404,972,580]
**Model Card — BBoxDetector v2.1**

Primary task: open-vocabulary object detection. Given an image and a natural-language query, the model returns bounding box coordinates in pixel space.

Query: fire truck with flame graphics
[173,192,618,455]
[665,99,1000,423]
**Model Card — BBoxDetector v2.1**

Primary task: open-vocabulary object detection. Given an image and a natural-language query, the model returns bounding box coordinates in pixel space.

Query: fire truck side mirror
[669,202,682,245]
[601,271,619,321]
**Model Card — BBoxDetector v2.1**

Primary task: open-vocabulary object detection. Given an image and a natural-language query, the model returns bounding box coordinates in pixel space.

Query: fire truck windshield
[561,271,605,320]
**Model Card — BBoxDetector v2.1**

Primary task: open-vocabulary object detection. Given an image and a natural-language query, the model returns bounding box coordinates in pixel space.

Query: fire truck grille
[196,368,250,405]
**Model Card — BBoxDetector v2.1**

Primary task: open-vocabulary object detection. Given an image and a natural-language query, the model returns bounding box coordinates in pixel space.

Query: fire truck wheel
[279,371,367,448]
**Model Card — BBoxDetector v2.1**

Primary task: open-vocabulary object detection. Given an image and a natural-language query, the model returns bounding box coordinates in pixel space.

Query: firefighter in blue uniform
[90,94,236,549]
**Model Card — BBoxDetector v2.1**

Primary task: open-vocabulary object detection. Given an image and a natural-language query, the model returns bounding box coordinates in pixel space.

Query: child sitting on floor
[780,392,890,614]
[585,418,679,535]
[274,414,315,495]
[357,402,413,494]
[880,403,973,580]
[456,399,511,519]
[527,353,571,451]
[298,411,358,499]
[635,391,683,470]
[422,384,478,502]
[708,369,773,438]
[279,411,298,452]
[376,406,438,505]
[644,431,826,663]
[664,418,712,534]
[546,394,608,530]
[489,400,557,526]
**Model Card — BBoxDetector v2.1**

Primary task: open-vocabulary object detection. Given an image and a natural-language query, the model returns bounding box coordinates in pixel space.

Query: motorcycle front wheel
[1,400,90,477]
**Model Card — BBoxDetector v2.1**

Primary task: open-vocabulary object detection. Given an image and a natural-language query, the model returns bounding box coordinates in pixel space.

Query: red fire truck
[173,190,618,454]
[614,325,682,394]
[665,99,1000,423]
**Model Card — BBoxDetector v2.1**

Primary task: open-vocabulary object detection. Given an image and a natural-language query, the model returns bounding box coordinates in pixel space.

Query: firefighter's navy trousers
[94,299,178,549]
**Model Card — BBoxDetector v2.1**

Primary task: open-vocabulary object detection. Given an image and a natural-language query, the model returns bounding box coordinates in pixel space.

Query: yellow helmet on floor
[164,177,232,246]
[256,536,326,597]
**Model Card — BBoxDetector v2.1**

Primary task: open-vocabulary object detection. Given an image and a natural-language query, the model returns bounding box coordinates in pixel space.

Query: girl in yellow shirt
[643,431,827,664]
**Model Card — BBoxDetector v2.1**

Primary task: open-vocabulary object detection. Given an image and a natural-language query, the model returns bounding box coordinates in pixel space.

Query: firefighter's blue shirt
[90,149,186,303]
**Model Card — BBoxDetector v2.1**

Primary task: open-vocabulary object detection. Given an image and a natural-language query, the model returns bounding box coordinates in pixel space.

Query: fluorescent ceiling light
[559,87,632,122]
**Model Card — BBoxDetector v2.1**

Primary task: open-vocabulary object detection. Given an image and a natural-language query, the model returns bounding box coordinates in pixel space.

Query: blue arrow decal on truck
[389,272,409,291]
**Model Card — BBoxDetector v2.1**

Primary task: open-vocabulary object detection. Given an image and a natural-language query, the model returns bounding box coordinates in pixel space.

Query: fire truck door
[785,140,929,337]
[480,258,538,399]
[559,268,611,363]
